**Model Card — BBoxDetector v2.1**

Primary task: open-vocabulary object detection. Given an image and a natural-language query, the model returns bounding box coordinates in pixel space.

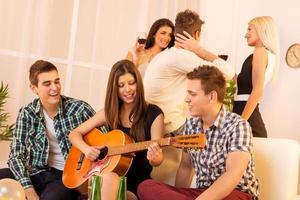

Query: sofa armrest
[253,137,299,200]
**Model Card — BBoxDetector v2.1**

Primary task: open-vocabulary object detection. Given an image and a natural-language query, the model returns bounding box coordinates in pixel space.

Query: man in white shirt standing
[144,9,234,136]
[144,9,235,183]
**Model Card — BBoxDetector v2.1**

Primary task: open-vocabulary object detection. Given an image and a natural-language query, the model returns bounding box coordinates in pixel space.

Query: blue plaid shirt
[8,95,95,188]
[184,106,259,198]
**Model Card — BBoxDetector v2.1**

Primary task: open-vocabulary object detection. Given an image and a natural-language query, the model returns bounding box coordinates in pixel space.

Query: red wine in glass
[137,32,147,44]
[137,38,146,44]
[218,55,228,61]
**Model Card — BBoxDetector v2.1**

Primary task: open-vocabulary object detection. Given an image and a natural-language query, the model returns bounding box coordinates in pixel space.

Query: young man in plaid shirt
[138,66,259,200]
[0,60,95,200]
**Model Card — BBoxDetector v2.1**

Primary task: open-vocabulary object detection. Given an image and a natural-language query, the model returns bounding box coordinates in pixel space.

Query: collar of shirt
[211,106,228,131]
[33,95,67,118]
[197,105,228,134]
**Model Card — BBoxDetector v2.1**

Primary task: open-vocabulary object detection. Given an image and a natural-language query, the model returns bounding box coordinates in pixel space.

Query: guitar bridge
[76,153,85,170]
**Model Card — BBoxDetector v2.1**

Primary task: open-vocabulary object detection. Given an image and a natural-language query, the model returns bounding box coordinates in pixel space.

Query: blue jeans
[0,167,78,200]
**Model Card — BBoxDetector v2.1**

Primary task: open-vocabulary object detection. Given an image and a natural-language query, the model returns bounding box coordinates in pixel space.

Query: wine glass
[137,32,147,44]
[218,49,229,61]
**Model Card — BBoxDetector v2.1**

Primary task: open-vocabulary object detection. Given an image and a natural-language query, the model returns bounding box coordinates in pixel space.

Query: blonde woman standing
[233,16,280,137]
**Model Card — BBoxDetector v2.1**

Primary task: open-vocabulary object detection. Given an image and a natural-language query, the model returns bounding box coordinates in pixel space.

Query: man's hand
[147,142,163,166]
[175,31,200,53]
[175,31,218,61]
[25,187,39,200]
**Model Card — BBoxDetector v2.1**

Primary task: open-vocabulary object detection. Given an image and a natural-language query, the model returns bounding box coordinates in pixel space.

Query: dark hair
[145,18,175,50]
[104,59,147,141]
[175,9,204,36]
[187,66,226,103]
[29,60,58,86]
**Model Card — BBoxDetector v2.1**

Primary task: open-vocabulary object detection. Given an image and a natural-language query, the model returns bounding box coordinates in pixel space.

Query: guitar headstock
[170,133,206,149]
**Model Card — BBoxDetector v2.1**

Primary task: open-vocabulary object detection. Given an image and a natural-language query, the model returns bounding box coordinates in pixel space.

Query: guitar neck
[107,137,171,156]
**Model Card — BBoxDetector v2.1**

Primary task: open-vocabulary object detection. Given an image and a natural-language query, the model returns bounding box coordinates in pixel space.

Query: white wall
[0,0,200,125]
[0,0,299,192]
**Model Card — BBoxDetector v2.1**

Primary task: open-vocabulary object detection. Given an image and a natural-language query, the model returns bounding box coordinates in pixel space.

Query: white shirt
[43,109,65,170]
[264,50,276,87]
[143,47,234,133]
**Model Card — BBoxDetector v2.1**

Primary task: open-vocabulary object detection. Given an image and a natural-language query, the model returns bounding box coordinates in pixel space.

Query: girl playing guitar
[69,59,164,200]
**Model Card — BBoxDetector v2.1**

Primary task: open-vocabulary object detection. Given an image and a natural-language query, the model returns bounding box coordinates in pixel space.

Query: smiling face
[245,24,261,47]
[185,79,211,117]
[117,72,137,105]
[31,70,61,110]
[154,26,173,49]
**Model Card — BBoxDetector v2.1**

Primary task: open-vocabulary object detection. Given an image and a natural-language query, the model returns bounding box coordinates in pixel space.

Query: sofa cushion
[252,137,299,200]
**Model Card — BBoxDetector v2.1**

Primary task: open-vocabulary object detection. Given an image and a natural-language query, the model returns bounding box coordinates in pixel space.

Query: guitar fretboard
[107,137,171,156]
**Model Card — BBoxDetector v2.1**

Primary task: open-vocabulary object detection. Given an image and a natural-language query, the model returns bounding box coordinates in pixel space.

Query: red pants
[137,179,254,200]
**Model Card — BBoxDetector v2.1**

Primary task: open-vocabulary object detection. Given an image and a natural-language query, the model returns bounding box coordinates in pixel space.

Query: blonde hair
[249,16,280,82]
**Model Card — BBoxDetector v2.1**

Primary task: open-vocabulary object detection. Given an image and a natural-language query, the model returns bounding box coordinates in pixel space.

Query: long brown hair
[104,59,148,141]
[145,18,175,50]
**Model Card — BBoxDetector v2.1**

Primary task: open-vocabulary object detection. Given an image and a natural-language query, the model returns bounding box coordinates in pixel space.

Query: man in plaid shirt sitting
[138,66,259,200]
[0,60,95,200]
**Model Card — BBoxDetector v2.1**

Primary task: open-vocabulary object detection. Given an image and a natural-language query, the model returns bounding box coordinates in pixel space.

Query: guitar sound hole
[98,146,108,160]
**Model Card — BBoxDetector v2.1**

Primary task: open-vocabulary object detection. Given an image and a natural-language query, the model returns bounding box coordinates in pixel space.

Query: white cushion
[252,137,299,200]
[152,137,300,200]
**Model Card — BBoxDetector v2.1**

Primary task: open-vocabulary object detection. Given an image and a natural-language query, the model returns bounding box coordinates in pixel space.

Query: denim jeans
[0,167,78,200]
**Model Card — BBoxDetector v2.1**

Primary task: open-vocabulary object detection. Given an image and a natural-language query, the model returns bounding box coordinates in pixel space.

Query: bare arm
[126,42,145,66]
[69,109,106,161]
[175,150,194,188]
[175,31,218,61]
[196,151,250,200]
[126,51,134,62]
[25,187,40,200]
[233,74,237,85]
[175,31,234,79]
[147,113,164,166]
[241,47,267,120]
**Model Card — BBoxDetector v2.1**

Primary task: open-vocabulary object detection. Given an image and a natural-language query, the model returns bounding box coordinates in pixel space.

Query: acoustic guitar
[63,128,206,189]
